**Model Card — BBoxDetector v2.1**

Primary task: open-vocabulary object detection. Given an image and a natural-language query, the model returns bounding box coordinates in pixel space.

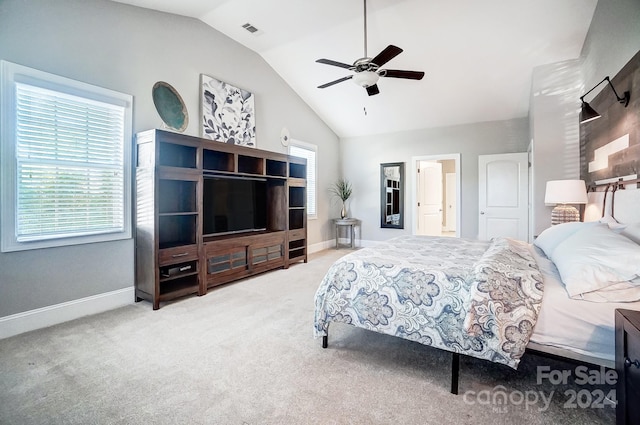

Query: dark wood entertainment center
[135,129,307,309]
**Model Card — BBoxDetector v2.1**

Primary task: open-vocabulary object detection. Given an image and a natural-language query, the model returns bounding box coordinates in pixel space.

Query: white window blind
[289,142,317,218]
[15,83,126,241]
[1,60,132,252]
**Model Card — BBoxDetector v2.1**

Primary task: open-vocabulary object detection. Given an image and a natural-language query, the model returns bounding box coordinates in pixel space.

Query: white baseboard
[308,238,381,254]
[308,239,335,254]
[0,286,134,340]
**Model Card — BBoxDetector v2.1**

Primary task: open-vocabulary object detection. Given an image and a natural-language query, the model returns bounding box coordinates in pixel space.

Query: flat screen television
[203,176,267,236]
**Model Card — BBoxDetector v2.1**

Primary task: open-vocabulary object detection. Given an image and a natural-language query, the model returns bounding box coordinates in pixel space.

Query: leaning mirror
[380,162,404,229]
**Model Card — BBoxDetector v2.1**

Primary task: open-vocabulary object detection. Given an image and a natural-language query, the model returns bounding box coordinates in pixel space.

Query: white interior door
[445,173,456,232]
[417,161,443,236]
[478,153,528,241]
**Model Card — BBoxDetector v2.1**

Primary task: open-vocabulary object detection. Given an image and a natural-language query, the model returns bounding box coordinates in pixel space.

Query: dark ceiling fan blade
[370,45,403,67]
[315,58,353,70]
[366,84,380,96]
[318,75,353,89]
[382,69,425,80]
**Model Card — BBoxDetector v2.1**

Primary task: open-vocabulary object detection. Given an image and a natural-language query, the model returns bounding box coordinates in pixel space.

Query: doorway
[411,154,460,237]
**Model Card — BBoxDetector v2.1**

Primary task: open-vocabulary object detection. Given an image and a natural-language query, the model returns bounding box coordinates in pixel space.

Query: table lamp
[544,180,588,225]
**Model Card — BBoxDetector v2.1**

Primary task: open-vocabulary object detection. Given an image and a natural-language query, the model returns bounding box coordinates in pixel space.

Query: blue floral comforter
[313,235,544,369]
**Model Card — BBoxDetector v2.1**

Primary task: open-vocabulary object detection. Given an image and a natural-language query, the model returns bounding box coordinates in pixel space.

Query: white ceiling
[111,0,598,138]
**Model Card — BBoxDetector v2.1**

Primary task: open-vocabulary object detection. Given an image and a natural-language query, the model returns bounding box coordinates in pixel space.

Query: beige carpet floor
[0,249,615,424]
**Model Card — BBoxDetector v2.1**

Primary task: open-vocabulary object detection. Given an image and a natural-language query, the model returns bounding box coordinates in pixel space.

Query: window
[289,141,317,218]
[1,60,133,252]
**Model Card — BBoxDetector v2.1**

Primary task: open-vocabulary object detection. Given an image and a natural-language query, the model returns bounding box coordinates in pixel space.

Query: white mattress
[529,245,640,363]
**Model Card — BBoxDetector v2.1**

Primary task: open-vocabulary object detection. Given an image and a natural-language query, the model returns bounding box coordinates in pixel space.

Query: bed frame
[321,335,612,395]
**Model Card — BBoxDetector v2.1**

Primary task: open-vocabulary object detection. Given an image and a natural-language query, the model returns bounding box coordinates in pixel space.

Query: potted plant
[330,179,352,219]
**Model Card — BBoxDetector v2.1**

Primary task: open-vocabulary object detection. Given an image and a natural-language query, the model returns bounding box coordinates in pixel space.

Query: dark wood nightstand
[615,309,640,425]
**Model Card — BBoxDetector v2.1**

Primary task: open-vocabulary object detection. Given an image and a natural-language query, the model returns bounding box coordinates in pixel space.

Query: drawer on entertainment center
[159,244,199,265]
[288,228,305,241]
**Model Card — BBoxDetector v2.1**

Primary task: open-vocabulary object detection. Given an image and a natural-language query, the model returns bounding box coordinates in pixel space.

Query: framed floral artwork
[200,74,256,147]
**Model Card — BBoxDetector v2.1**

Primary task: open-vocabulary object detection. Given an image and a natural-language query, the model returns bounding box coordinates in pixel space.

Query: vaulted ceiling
[111,0,598,138]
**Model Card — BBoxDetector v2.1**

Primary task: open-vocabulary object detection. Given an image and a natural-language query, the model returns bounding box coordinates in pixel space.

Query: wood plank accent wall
[580,49,640,187]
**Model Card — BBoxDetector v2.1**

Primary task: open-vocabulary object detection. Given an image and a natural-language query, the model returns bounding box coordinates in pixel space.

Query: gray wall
[580,0,640,91]
[0,0,339,317]
[529,59,582,236]
[340,118,529,241]
[528,0,640,237]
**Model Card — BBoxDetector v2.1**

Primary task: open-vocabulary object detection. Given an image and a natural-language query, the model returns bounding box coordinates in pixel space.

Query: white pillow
[577,278,640,303]
[620,223,640,244]
[551,223,640,298]
[534,221,599,258]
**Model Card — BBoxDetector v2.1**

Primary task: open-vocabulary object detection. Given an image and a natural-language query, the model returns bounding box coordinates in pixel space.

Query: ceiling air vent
[242,23,259,34]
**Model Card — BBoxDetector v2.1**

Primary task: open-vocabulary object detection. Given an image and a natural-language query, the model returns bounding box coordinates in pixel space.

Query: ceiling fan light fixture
[315,0,423,94]
[352,71,379,88]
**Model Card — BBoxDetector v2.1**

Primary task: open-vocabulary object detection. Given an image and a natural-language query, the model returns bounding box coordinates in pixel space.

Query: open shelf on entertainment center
[158,142,197,169]
[238,154,263,175]
[135,129,307,309]
[266,159,287,177]
[160,269,199,301]
[203,149,234,172]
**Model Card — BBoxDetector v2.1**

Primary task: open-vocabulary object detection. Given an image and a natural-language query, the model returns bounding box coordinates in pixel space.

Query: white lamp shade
[544,180,588,205]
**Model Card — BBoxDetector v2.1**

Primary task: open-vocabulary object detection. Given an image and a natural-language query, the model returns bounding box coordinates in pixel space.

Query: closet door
[478,153,529,241]
[416,161,442,236]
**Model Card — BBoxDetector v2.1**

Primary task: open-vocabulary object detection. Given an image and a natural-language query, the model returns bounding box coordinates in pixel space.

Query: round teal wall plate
[152,81,188,132]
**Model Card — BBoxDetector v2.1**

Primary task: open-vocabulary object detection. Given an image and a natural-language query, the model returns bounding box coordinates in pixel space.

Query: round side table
[333,218,360,249]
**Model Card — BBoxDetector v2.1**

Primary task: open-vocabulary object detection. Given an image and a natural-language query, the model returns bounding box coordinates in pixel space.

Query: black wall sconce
[579,76,630,124]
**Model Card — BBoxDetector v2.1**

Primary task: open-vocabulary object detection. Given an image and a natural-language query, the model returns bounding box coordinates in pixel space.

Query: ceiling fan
[316,0,425,96]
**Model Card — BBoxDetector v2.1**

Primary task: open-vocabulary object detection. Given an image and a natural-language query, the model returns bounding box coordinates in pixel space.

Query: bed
[314,187,640,393]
